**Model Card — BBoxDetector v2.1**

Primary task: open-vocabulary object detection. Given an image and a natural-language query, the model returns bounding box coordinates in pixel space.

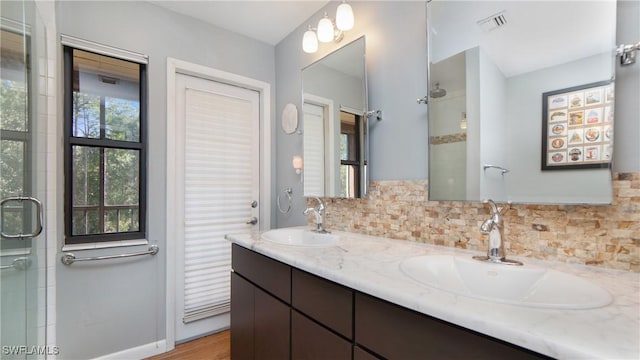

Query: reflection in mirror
[427,1,616,204]
[302,36,367,198]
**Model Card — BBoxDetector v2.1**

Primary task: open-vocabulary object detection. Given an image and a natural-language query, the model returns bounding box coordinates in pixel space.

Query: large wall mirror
[302,36,368,198]
[427,1,617,204]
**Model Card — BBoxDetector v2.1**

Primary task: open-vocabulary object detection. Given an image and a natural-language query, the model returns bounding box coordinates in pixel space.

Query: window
[63,46,146,244]
[339,111,361,198]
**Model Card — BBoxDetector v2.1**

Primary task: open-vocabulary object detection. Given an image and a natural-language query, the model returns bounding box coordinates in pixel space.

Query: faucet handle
[498,201,512,215]
[483,199,511,215]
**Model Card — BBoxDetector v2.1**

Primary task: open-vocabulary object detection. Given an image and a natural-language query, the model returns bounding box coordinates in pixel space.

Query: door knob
[250,200,258,208]
[246,217,258,225]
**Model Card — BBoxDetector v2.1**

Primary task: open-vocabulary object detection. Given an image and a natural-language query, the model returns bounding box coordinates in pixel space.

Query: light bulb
[317,13,334,43]
[336,2,354,31]
[302,26,318,53]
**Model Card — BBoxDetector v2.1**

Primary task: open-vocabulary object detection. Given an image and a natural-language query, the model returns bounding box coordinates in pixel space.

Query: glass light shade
[317,15,334,43]
[336,2,354,31]
[292,155,303,174]
[302,28,318,53]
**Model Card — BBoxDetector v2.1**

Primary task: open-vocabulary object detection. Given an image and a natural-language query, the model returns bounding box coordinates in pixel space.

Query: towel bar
[61,245,159,265]
[0,257,32,271]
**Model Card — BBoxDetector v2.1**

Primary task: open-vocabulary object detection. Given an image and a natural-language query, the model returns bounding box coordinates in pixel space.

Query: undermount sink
[261,228,339,247]
[400,255,612,309]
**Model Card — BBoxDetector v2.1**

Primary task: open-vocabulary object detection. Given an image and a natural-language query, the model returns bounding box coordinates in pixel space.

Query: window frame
[63,45,147,245]
[339,111,362,197]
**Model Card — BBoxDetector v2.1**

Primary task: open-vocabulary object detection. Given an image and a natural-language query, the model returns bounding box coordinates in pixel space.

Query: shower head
[430,82,447,98]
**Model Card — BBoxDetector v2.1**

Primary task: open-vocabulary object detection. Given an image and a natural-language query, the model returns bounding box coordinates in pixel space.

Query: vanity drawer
[231,244,291,303]
[292,310,352,360]
[292,268,353,339]
[355,292,549,359]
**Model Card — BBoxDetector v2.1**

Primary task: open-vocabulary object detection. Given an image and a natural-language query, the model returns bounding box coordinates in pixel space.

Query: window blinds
[182,87,254,323]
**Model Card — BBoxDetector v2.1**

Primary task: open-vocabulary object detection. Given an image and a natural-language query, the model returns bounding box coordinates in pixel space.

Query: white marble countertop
[226,227,640,359]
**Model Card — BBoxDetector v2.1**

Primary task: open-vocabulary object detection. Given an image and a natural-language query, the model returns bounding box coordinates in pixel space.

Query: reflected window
[64,47,146,244]
[339,111,361,198]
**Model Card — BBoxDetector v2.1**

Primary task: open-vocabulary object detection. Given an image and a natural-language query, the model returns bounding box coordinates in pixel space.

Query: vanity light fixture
[292,155,304,181]
[336,1,354,31]
[302,1,354,54]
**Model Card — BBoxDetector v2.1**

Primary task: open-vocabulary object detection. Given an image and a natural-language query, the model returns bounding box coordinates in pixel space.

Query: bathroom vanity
[227,228,639,359]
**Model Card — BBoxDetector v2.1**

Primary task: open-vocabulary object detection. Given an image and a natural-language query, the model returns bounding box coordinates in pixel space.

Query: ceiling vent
[477,11,507,32]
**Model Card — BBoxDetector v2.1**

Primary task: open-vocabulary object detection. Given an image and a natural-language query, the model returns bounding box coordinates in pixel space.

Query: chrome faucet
[303,197,328,233]
[472,199,523,266]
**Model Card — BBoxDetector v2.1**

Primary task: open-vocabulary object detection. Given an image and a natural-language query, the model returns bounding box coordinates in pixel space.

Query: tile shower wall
[317,173,639,272]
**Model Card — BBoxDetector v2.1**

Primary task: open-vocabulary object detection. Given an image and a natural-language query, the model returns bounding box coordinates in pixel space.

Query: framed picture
[541,80,613,170]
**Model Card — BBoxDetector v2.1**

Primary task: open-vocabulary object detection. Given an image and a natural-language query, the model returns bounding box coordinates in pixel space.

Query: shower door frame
[1,0,57,357]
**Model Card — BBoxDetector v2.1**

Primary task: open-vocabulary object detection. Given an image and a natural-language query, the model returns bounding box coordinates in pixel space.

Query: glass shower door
[1,0,48,358]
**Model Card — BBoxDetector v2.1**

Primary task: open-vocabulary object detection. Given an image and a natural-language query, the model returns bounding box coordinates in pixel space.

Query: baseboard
[91,339,167,360]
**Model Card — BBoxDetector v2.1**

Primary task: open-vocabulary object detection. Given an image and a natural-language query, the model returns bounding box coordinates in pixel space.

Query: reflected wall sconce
[302,1,354,54]
[292,155,304,181]
[460,112,467,130]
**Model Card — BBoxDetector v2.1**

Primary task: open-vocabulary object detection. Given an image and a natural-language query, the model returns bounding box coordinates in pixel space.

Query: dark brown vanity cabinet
[231,244,548,360]
[231,244,356,360]
[231,245,291,360]
[355,293,550,360]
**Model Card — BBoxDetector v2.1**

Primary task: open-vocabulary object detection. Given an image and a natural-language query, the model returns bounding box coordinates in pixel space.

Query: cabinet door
[254,287,290,360]
[292,310,352,360]
[354,346,380,360]
[231,273,254,360]
[355,293,549,359]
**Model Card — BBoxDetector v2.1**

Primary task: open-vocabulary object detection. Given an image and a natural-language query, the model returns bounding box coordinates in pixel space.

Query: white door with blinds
[175,73,260,341]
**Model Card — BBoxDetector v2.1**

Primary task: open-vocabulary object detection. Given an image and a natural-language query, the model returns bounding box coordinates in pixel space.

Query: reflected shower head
[430,82,447,98]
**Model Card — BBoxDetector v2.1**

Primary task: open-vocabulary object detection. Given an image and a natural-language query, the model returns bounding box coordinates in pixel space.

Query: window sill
[61,238,148,252]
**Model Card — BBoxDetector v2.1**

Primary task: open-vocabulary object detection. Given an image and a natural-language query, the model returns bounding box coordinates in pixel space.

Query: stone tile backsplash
[311,173,639,272]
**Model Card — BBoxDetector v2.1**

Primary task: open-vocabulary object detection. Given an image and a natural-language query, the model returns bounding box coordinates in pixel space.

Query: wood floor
[146,330,230,360]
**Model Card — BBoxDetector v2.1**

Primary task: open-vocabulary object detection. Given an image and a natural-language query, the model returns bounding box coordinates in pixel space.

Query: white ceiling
[429,0,617,90]
[149,0,330,45]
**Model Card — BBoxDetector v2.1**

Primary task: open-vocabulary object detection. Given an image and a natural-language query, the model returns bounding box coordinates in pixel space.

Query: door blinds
[182,87,255,323]
[303,103,325,196]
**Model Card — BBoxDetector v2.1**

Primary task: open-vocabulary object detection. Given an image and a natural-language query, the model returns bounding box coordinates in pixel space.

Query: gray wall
[614,0,640,172]
[275,1,429,227]
[55,1,275,359]
[478,47,508,201]
[506,53,613,204]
